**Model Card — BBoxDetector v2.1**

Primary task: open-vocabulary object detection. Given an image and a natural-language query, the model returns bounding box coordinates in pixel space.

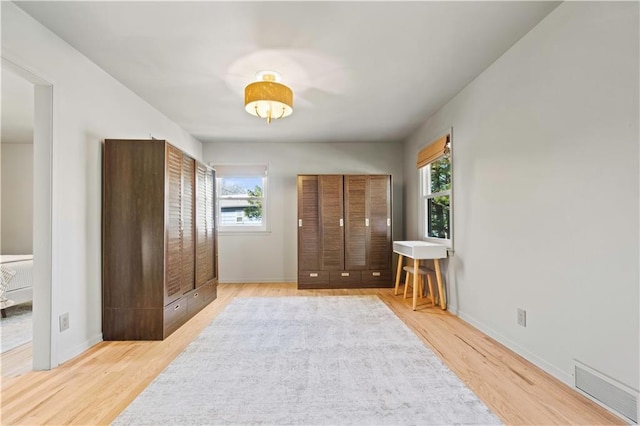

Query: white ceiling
[14,1,560,144]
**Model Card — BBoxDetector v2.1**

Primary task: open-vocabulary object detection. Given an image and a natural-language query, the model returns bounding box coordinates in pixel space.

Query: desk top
[393,241,447,259]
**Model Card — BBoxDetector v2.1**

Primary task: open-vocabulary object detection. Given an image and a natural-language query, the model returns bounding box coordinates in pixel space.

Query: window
[418,133,452,246]
[215,164,268,232]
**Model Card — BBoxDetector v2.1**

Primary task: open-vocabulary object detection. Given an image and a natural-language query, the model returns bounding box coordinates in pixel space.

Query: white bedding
[0,255,33,305]
[0,255,33,264]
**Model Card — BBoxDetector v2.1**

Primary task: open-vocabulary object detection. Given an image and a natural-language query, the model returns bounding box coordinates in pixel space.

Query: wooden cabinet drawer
[329,271,361,286]
[298,271,330,288]
[186,288,206,316]
[361,269,393,287]
[203,282,217,304]
[163,297,187,337]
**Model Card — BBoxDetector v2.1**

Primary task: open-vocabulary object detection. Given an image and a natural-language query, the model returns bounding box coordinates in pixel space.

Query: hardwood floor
[0,283,624,425]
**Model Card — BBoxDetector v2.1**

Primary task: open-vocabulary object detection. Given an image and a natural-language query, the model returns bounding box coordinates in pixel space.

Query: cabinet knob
[174,304,181,310]
[365,218,370,227]
[339,218,344,227]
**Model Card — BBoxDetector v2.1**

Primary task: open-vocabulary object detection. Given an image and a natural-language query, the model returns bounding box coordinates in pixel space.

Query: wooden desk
[393,241,448,310]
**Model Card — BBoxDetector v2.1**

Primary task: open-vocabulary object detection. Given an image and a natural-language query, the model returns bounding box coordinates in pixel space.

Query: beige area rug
[113,296,501,425]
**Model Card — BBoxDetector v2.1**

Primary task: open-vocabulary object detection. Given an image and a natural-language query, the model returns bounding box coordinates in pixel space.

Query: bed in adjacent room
[0,255,33,306]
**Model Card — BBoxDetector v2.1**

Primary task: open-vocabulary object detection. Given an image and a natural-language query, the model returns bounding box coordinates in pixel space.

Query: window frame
[215,164,269,234]
[418,132,453,248]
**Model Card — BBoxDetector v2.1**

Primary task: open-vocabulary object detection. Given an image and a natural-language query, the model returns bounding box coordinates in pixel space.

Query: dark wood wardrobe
[102,139,218,340]
[297,174,392,289]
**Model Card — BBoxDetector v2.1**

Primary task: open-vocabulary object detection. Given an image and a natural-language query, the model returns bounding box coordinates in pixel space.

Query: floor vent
[574,360,638,424]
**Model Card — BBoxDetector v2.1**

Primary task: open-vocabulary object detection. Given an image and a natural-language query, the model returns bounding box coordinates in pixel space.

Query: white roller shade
[213,164,268,177]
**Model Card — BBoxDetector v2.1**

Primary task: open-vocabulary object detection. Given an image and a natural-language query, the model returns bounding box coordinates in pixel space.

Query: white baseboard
[456,310,573,387]
[445,302,458,316]
[59,332,103,364]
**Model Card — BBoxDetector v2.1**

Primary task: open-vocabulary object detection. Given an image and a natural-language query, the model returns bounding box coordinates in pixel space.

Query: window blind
[416,134,450,168]
[213,164,268,177]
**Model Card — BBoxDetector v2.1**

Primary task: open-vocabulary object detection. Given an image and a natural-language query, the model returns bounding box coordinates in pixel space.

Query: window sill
[219,229,271,236]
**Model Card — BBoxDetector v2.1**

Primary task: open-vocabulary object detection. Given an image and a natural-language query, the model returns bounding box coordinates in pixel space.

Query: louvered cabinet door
[165,144,184,305]
[298,175,321,272]
[181,155,195,294]
[366,175,392,270]
[195,164,206,286]
[210,168,218,282]
[344,175,367,270]
[195,163,215,287]
[298,175,334,287]
[204,168,215,281]
[319,175,344,271]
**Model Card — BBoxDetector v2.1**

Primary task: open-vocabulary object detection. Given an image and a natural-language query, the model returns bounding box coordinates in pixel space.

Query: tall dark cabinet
[103,139,217,340]
[297,174,392,289]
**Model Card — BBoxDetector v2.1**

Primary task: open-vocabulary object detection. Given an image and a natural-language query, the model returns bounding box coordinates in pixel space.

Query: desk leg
[412,259,419,311]
[394,254,404,295]
[434,258,446,310]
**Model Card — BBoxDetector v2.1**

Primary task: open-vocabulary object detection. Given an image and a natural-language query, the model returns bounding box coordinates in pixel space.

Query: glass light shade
[244,73,293,123]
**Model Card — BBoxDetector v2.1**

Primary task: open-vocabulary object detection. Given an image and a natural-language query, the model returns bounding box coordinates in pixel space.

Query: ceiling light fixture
[244,71,293,124]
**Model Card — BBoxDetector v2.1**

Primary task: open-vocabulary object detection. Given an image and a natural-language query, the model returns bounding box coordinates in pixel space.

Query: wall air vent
[573,360,638,423]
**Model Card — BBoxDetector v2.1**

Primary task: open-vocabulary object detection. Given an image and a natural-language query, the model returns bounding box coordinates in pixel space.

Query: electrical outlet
[517,308,526,327]
[59,313,69,331]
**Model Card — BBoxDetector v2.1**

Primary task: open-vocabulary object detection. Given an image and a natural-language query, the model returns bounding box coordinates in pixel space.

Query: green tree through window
[245,185,263,220]
[428,157,450,239]
[422,153,451,242]
[216,170,267,231]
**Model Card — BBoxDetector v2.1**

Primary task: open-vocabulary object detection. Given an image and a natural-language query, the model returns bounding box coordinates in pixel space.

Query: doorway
[1,58,56,370]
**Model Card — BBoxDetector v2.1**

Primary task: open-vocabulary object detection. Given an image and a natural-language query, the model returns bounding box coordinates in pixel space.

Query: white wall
[0,144,34,254]
[1,67,35,255]
[403,1,638,393]
[203,141,404,283]
[2,2,203,363]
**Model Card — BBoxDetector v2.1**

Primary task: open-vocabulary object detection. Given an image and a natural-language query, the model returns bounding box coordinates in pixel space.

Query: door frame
[2,57,58,370]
